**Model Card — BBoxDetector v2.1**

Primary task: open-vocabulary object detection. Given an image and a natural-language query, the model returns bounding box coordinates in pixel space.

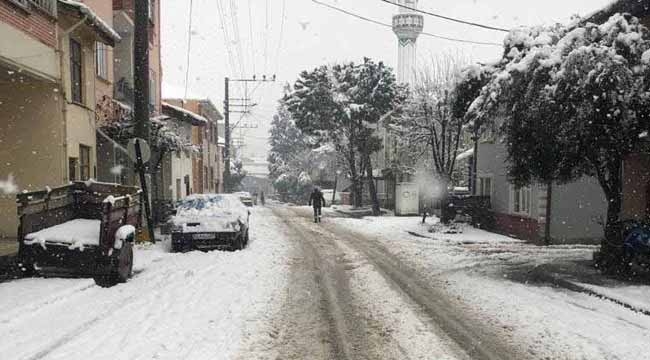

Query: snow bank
[24,219,101,248]
[0,207,290,360]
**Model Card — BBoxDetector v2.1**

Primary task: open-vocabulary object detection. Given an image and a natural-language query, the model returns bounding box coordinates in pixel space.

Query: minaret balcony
[392,14,424,39]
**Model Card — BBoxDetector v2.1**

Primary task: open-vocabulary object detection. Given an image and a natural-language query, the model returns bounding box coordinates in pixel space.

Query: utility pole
[134,0,155,242]
[223,75,275,193]
[224,77,231,192]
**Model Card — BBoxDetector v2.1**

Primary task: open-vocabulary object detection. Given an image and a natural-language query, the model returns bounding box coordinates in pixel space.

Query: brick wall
[0,1,56,47]
[492,212,541,243]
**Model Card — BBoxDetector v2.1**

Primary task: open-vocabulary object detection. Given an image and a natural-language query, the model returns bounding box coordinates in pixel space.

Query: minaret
[392,0,423,85]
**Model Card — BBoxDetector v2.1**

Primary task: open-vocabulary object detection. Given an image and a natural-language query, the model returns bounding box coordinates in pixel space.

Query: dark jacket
[309,190,326,208]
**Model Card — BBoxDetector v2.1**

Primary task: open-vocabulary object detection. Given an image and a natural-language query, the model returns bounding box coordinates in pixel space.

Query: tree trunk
[438,175,452,224]
[544,182,552,245]
[365,152,381,216]
[596,161,624,268]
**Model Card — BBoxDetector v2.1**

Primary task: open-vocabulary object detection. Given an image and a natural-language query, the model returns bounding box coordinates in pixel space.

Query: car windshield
[178,195,230,211]
[2,0,650,359]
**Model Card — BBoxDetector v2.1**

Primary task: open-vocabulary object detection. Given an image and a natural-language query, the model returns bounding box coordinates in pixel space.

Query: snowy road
[2,205,645,359]
[269,206,522,360]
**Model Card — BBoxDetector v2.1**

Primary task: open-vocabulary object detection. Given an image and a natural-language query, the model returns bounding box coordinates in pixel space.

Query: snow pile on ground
[0,207,290,360]
[24,219,101,247]
[328,214,650,359]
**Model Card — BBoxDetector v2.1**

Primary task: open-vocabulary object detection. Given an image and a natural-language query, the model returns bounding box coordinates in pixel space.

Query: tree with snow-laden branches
[389,55,472,203]
[268,93,338,203]
[285,58,402,214]
[456,13,650,266]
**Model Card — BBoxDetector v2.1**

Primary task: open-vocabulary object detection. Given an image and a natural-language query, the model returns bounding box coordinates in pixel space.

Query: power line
[379,0,509,33]
[183,0,194,99]
[230,0,246,79]
[247,0,256,75]
[311,0,502,47]
[274,0,287,75]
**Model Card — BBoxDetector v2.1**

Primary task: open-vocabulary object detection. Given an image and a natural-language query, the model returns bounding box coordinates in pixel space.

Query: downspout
[58,15,88,182]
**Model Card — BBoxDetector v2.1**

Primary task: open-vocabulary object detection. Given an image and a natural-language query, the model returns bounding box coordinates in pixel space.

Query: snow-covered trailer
[16,182,142,287]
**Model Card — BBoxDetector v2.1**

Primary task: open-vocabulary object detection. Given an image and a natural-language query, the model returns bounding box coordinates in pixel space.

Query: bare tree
[392,55,470,195]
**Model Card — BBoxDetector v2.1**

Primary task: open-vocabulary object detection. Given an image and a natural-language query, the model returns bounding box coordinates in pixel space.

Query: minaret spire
[392,0,424,85]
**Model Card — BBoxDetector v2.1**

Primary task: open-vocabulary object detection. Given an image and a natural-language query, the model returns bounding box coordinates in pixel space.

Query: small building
[473,142,607,243]
[164,99,224,194]
[0,0,119,238]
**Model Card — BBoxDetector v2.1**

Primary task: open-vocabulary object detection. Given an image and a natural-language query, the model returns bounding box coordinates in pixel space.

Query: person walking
[309,187,326,223]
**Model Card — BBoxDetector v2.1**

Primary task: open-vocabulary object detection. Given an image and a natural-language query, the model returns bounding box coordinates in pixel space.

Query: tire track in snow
[288,207,526,360]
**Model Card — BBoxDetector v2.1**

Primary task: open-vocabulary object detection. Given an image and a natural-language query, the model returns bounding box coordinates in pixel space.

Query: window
[511,186,531,215]
[96,42,108,80]
[149,72,157,108]
[70,39,83,104]
[69,157,78,181]
[148,0,155,23]
[79,145,91,181]
[478,177,492,197]
[176,178,182,200]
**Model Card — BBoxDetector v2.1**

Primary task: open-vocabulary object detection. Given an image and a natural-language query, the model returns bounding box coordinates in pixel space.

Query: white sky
[161,0,613,161]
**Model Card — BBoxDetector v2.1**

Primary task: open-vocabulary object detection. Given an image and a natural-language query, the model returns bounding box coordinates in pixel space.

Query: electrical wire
[274,0,287,75]
[230,0,247,79]
[183,0,194,100]
[379,0,509,33]
[311,0,502,47]
[247,0,256,75]
[215,0,239,79]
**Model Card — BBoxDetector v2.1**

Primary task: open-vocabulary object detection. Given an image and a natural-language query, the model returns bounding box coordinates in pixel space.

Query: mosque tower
[392,0,424,85]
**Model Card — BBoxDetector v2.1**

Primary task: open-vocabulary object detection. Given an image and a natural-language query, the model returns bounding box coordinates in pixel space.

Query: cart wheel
[116,242,134,283]
[94,243,133,288]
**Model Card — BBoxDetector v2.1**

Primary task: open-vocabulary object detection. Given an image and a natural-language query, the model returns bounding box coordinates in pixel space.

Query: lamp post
[333,170,342,204]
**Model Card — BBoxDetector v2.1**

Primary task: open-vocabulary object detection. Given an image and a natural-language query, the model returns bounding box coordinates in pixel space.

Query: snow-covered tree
[268,94,337,202]
[285,58,401,213]
[456,13,650,264]
[391,56,470,198]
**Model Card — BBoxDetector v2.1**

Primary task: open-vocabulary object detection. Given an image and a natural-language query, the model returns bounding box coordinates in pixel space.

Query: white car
[169,194,250,252]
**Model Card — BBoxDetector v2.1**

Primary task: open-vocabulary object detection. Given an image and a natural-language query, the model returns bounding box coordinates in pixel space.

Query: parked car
[169,194,250,252]
[17,181,142,287]
[234,191,254,207]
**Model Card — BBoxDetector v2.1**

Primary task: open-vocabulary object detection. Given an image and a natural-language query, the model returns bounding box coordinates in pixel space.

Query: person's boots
[314,217,318,223]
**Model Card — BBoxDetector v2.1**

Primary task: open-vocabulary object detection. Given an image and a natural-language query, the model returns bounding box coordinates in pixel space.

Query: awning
[58,0,121,46]
[162,102,208,126]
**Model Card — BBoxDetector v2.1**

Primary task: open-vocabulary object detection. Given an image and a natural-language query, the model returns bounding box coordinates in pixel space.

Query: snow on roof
[162,102,208,126]
[456,148,474,161]
[58,0,121,46]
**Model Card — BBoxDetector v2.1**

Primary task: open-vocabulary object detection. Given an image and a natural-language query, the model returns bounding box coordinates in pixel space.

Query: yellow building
[0,0,119,238]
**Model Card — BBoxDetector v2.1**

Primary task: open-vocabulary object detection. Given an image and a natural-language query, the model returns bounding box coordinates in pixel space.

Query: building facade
[164,98,224,194]
[0,0,119,238]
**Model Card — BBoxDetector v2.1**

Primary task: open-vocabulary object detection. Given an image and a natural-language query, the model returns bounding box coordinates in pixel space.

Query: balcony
[29,0,57,17]
[7,0,57,17]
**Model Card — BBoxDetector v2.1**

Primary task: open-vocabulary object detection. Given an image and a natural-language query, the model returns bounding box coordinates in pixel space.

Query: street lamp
[333,169,342,204]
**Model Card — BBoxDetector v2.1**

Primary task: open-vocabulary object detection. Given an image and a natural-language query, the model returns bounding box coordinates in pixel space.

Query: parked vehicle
[621,220,650,275]
[169,194,250,252]
[234,191,254,207]
[17,181,142,287]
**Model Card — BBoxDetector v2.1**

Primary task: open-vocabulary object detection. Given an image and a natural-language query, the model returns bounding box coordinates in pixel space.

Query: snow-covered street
[0,207,290,360]
[2,205,650,359]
